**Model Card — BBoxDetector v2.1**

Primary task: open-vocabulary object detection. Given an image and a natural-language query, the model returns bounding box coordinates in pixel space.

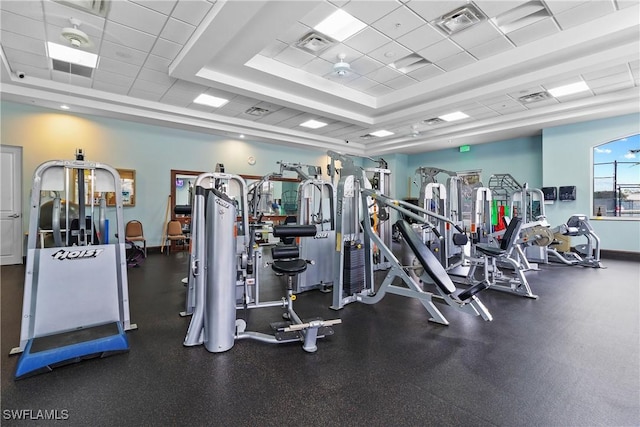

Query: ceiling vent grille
[53,0,110,18]
[244,107,270,117]
[296,32,335,54]
[52,59,93,78]
[434,4,485,35]
[359,133,375,140]
[518,91,552,103]
[392,54,431,74]
[422,117,445,125]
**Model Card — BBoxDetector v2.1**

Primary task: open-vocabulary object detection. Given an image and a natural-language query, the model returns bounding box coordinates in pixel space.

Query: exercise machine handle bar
[277,161,321,181]
[360,188,465,235]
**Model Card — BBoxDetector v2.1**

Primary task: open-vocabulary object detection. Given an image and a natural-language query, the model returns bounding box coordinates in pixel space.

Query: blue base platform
[15,322,129,379]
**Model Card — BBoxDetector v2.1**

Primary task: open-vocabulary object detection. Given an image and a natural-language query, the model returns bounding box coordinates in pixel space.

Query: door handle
[9,214,20,218]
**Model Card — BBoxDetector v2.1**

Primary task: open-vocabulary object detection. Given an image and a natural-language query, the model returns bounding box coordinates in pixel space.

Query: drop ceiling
[1,0,638,156]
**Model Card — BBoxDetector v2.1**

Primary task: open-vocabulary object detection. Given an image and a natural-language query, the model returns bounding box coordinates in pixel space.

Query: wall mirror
[73,168,135,207]
[240,174,300,220]
[170,169,203,224]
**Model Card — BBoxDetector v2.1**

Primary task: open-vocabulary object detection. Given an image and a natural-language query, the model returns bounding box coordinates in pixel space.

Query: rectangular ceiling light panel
[547,81,590,97]
[370,130,394,137]
[439,111,469,122]
[47,42,98,68]
[194,94,229,108]
[314,9,367,42]
[300,119,328,129]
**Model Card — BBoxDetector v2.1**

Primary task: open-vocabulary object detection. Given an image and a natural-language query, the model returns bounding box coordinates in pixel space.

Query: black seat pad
[475,244,506,257]
[272,259,307,275]
[395,220,456,295]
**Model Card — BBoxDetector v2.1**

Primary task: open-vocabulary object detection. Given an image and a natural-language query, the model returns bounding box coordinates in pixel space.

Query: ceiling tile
[348,76,379,91]
[449,21,503,50]
[479,94,514,106]
[97,56,141,78]
[1,11,46,39]
[170,0,213,26]
[494,104,528,115]
[259,41,289,58]
[366,65,403,83]
[319,44,363,64]
[554,0,616,30]
[371,5,426,39]
[506,17,559,46]
[396,24,445,52]
[583,64,631,81]
[466,36,514,60]
[585,73,633,89]
[143,54,171,73]
[616,0,640,9]
[385,73,417,90]
[108,1,168,35]
[524,97,559,109]
[364,84,394,96]
[103,21,157,52]
[0,0,43,20]
[406,0,469,22]
[417,39,462,62]
[130,0,178,15]
[91,81,130,95]
[543,1,589,15]
[2,46,49,69]
[436,51,476,72]
[42,1,106,38]
[343,27,391,54]
[138,67,175,85]
[0,30,46,56]
[129,88,164,101]
[350,55,385,75]
[275,22,310,45]
[486,98,523,110]
[274,46,316,68]
[256,108,304,125]
[299,2,338,28]
[163,80,212,99]
[343,0,401,25]
[93,69,135,88]
[554,91,594,103]
[368,41,412,65]
[4,62,50,79]
[301,57,334,75]
[131,78,173,95]
[406,63,444,81]
[159,17,196,45]
[591,81,634,95]
[100,40,148,66]
[151,38,183,60]
[473,0,529,19]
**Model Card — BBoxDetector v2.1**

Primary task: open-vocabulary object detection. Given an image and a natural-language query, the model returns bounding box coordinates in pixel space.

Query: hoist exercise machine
[10,150,137,379]
[276,161,336,293]
[183,172,340,353]
[327,151,492,325]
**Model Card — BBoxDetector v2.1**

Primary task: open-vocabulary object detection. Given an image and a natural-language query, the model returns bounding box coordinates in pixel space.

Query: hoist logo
[52,249,104,261]
[313,232,329,239]
[215,198,231,209]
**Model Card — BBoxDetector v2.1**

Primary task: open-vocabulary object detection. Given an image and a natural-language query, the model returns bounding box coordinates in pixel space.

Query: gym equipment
[328,151,492,324]
[10,150,136,379]
[183,172,340,353]
[547,215,603,268]
[276,162,336,293]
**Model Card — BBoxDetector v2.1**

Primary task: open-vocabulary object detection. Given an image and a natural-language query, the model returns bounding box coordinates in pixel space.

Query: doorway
[1,145,23,265]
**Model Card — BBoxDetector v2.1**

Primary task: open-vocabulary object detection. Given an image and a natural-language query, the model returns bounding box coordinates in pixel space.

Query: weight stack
[343,241,365,295]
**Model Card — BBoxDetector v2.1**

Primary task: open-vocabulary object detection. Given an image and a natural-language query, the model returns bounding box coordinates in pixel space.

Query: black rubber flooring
[1,251,639,426]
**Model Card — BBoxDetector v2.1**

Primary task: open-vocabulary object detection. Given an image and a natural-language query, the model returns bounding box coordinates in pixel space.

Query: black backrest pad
[272,224,317,238]
[500,216,522,250]
[395,220,456,295]
[272,245,300,260]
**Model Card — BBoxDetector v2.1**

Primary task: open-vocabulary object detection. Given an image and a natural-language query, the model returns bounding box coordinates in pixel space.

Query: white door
[1,145,23,265]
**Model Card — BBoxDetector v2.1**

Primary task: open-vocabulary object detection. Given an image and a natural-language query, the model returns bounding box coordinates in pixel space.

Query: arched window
[593,134,640,218]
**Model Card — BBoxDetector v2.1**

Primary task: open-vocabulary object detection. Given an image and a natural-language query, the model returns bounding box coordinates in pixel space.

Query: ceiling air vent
[518,91,552,104]
[392,54,431,74]
[422,117,445,125]
[492,1,550,34]
[359,134,375,140]
[244,107,270,117]
[296,32,335,54]
[434,4,484,35]
[54,0,110,18]
[52,59,93,78]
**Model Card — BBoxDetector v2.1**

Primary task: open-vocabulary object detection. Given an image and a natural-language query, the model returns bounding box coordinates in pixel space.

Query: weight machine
[11,150,137,379]
[183,172,340,353]
[328,151,492,325]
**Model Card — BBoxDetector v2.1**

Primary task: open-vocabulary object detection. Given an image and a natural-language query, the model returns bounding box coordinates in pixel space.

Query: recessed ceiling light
[193,94,229,108]
[239,134,245,138]
[547,81,590,97]
[60,105,70,110]
[370,130,394,137]
[300,119,328,129]
[438,111,469,122]
[47,42,98,68]
[314,9,366,42]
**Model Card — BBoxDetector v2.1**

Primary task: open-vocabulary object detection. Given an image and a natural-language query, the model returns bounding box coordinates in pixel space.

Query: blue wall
[543,114,640,252]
